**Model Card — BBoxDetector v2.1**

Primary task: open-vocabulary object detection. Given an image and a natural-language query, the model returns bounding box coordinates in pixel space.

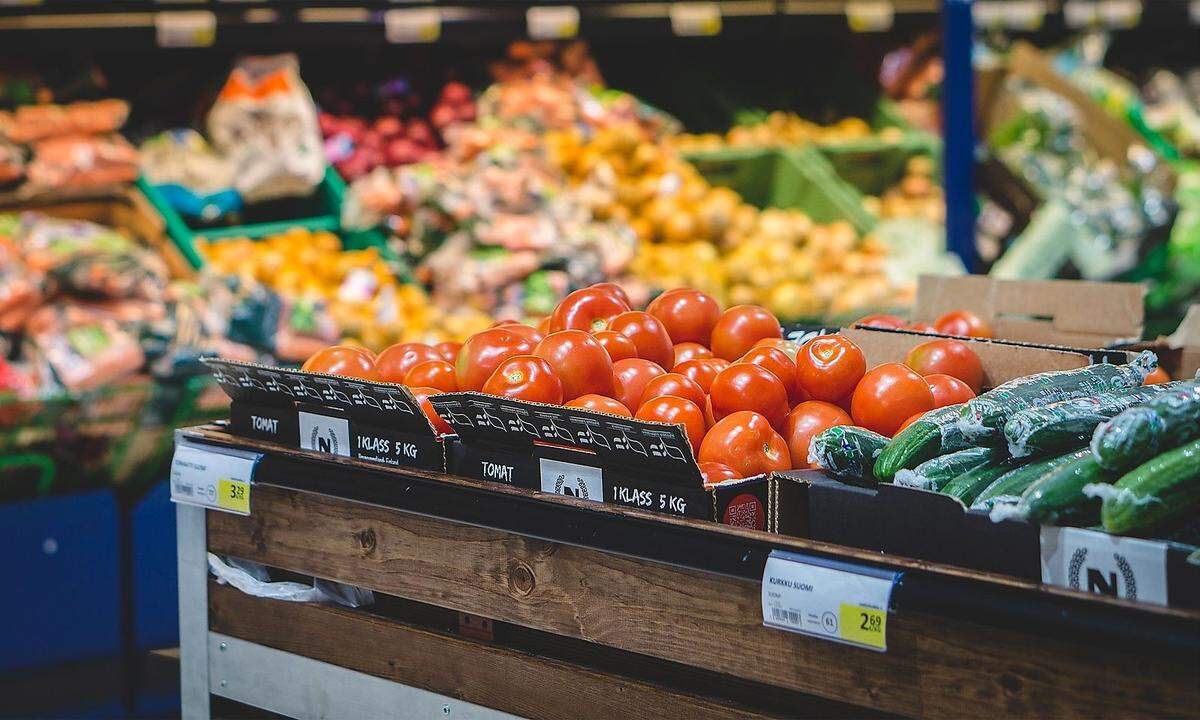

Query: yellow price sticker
[839,604,887,650]
[218,479,251,514]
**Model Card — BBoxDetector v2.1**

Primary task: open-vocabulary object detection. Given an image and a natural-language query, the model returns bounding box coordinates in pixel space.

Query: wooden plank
[208,485,1200,719]
[209,583,779,720]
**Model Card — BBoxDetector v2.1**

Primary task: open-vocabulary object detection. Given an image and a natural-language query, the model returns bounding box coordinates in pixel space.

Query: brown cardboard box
[1118,305,1200,381]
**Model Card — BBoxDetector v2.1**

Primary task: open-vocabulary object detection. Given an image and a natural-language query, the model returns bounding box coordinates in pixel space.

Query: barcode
[771,607,801,625]
[175,482,193,496]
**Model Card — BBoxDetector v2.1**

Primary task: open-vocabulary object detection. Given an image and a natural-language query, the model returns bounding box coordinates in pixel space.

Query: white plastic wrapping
[208,554,374,607]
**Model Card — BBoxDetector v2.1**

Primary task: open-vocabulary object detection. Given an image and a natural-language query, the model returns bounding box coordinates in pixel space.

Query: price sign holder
[170,437,261,516]
[845,0,894,32]
[527,5,580,40]
[385,7,441,44]
[762,550,899,652]
[154,10,217,48]
[670,2,722,36]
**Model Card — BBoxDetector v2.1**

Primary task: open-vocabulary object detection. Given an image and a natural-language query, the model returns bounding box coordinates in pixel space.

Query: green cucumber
[894,446,1005,492]
[971,447,1089,511]
[1007,453,1114,526]
[1093,437,1200,535]
[958,351,1156,442]
[940,458,1022,506]
[809,426,889,483]
[1090,382,1200,472]
[873,404,970,482]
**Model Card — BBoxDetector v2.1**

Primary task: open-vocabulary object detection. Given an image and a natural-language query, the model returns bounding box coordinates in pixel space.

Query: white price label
[845,0,894,32]
[670,2,722,36]
[526,5,579,39]
[762,551,898,652]
[299,411,351,457]
[154,11,216,48]
[170,441,260,515]
[1040,527,1167,606]
[1098,0,1140,27]
[384,8,441,43]
[1063,0,1099,28]
[1191,0,1200,25]
[974,0,1046,30]
[539,458,603,503]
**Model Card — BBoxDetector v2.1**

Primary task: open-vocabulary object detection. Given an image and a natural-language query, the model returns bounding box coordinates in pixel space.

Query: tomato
[737,346,805,406]
[534,330,615,401]
[703,395,717,427]
[709,363,790,431]
[896,412,924,434]
[636,396,706,454]
[795,335,866,403]
[403,360,459,393]
[564,393,632,417]
[433,341,461,364]
[782,401,853,468]
[675,358,727,393]
[925,373,976,407]
[612,358,667,411]
[1144,367,1171,385]
[303,345,380,381]
[550,287,630,333]
[454,328,537,392]
[904,339,984,393]
[590,281,631,306]
[639,372,706,411]
[710,305,782,361]
[672,342,713,367]
[593,330,639,363]
[493,321,544,344]
[409,386,453,436]
[481,356,564,404]
[376,342,439,384]
[904,322,938,334]
[753,337,801,360]
[698,411,791,478]
[698,461,740,486]
[854,313,905,330]
[607,311,674,370]
[934,310,993,339]
[537,315,554,336]
[646,288,722,345]
[850,363,935,437]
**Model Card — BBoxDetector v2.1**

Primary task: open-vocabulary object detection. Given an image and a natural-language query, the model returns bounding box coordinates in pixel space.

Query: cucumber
[958,351,1156,442]
[894,446,1005,491]
[809,426,889,483]
[1093,437,1200,535]
[1008,453,1114,526]
[873,404,970,482]
[940,458,1021,506]
[1090,382,1200,472]
[1002,382,1180,458]
[971,447,1089,510]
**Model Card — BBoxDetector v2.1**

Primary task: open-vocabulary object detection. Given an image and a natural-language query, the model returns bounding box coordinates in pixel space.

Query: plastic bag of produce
[25,133,139,189]
[0,99,129,144]
[18,214,168,300]
[209,554,373,607]
[26,311,145,392]
[207,54,324,203]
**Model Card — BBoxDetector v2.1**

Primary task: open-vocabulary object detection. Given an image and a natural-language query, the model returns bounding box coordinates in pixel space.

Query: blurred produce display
[673,112,898,152]
[861,155,944,223]
[0,99,138,191]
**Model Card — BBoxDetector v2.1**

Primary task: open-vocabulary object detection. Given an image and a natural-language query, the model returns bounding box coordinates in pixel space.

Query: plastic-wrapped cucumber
[1089,437,1200,535]
[1090,383,1200,472]
[958,351,1156,442]
[1003,382,1182,458]
[809,426,889,483]
[996,453,1113,526]
[972,448,1090,511]
[941,458,1022,505]
[894,446,1005,491]
[873,404,970,482]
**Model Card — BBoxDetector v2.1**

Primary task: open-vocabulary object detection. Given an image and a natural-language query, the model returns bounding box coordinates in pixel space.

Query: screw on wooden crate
[457,612,495,642]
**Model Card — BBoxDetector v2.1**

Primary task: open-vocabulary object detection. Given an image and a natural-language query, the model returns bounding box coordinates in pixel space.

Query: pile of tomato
[301,283,987,487]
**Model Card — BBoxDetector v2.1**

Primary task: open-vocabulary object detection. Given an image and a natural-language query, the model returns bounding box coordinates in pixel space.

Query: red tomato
[698,411,791,478]
[593,330,639,363]
[550,287,630,333]
[564,393,632,417]
[433,341,461,363]
[454,328,537,392]
[537,315,554,336]
[934,310,993,339]
[698,461,740,486]
[904,322,938,334]
[409,386,453,435]
[896,412,924,434]
[1144,367,1171,385]
[904,339,984,393]
[590,281,631,306]
[636,396,706,454]
[646,288,722,345]
[534,330,615,401]
[607,311,674,370]
[795,335,866,403]
[612,358,667,411]
[403,360,459,393]
[782,401,853,468]
[737,346,805,406]
[481,356,564,404]
[854,313,905,330]
[374,343,438,383]
[675,358,727,393]
[639,372,706,411]
[753,337,801,360]
[492,321,544,344]
[710,305,782,361]
[673,342,713,367]
[303,345,381,381]
[850,363,935,437]
[709,363,790,431]
[926,373,976,407]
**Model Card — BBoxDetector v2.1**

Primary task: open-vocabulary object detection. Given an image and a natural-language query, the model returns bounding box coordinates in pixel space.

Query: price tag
[385,7,441,43]
[1040,527,1167,606]
[539,458,603,503]
[1098,0,1140,28]
[670,2,722,36]
[526,5,579,39]
[1191,0,1200,25]
[762,550,898,652]
[975,0,1046,30]
[845,0,894,32]
[170,440,260,516]
[1063,0,1099,28]
[155,11,216,47]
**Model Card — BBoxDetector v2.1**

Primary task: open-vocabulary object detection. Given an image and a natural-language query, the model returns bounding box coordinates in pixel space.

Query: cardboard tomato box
[1116,304,1200,381]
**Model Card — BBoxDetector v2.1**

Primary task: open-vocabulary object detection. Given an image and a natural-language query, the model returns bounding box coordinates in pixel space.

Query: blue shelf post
[942,0,978,271]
